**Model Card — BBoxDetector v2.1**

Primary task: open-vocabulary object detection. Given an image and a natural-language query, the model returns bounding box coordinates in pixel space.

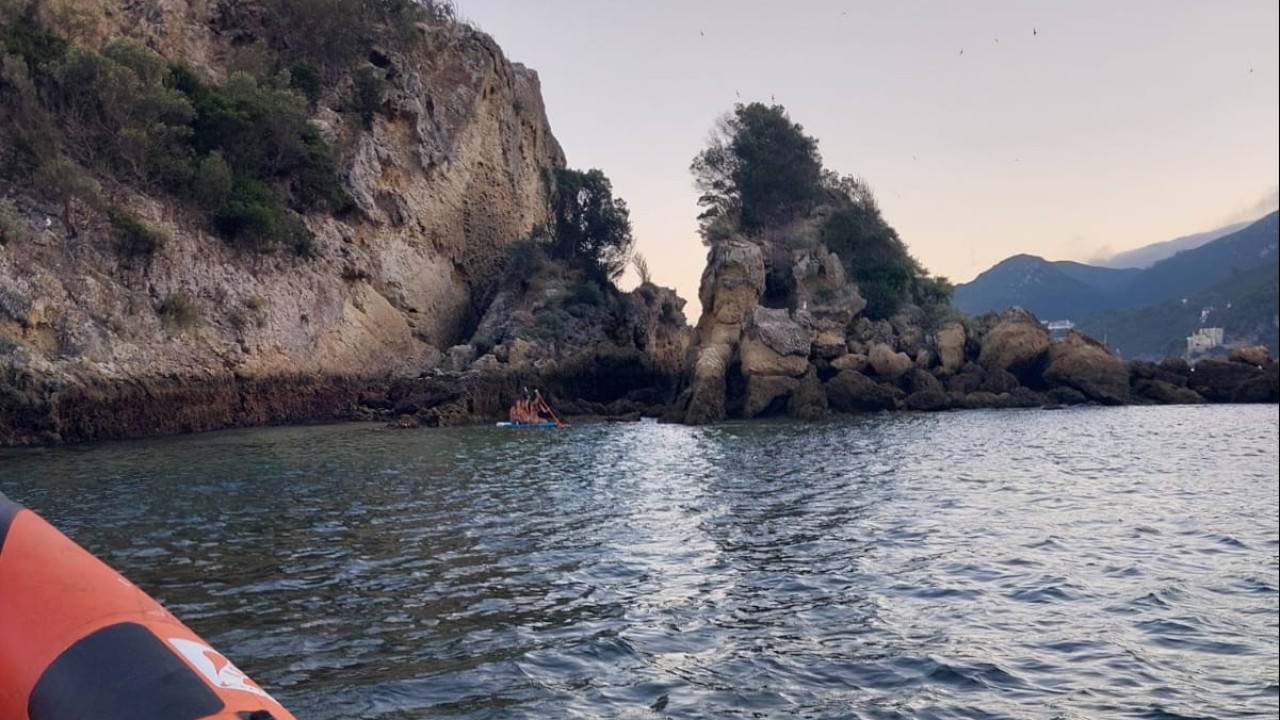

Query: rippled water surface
[3,405,1278,719]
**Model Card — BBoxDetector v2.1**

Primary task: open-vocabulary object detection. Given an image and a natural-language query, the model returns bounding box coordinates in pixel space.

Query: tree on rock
[690,102,823,237]
[548,168,635,283]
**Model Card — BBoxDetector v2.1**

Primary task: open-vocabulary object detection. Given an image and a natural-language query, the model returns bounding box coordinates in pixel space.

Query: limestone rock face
[978,308,1050,382]
[1042,332,1130,405]
[695,240,767,345]
[684,343,733,425]
[1,2,564,386]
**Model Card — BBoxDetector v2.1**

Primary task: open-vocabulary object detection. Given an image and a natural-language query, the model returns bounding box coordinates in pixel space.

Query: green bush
[212,178,317,257]
[108,206,168,258]
[289,63,323,105]
[352,67,386,128]
[227,308,249,330]
[660,300,680,324]
[0,197,26,245]
[158,291,200,329]
[548,168,634,282]
[567,280,605,308]
[501,237,548,288]
[527,308,571,341]
[192,151,233,211]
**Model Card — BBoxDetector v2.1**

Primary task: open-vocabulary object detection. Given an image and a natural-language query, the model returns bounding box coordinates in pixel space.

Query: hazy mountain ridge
[1090,221,1251,269]
[955,211,1279,322]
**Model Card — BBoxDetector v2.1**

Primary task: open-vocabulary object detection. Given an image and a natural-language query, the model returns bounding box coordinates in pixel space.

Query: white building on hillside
[1186,327,1224,355]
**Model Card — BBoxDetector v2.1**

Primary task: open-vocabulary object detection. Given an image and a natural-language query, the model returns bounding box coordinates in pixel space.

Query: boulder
[683,343,732,424]
[825,370,901,413]
[747,307,811,356]
[978,308,1050,382]
[867,342,913,381]
[788,369,828,420]
[1129,360,1190,387]
[1229,345,1270,367]
[956,390,1009,409]
[831,353,868,373]
[743,374,800,418]
[979,368,1020,395]
[1042,331,1130,405]
[906,368,944,396]
[935,322,967,375]
[947,362,987,395]
[903,390,951,412]
[1133,379,1204,405]
[1187,359,1270,403]
[811,328,848,359]
[1045,386,1088,405]
[740,336,810,377]
[444,344,477,372]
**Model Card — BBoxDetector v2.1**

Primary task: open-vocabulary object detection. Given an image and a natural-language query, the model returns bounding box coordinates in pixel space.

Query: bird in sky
[1033,28,1038,36]
[959,49,964,55]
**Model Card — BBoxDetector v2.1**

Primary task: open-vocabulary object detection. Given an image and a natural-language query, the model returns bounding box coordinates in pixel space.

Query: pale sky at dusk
[455,1,1279,312]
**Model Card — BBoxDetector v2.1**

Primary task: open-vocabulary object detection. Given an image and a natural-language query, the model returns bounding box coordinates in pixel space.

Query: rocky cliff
[2,0,578,444]
[665,236,1279,425]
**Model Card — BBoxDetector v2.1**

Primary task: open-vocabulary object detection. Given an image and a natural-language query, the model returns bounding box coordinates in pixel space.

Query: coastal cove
[2,405,1276,719]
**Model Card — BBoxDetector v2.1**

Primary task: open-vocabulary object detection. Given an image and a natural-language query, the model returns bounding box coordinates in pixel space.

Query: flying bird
[959,48,964,55]
[1033,28,1038,36]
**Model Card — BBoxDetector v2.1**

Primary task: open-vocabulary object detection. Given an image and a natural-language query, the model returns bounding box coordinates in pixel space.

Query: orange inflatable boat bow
[0,492,298,720]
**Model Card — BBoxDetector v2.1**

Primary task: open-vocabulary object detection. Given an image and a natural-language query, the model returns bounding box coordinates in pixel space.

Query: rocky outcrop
[1041,331,1130,405]
[667,233,1279,425]
[977,308,1050,382]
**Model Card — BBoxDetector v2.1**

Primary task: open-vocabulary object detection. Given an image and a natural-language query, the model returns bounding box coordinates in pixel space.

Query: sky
[454,0,1279,312]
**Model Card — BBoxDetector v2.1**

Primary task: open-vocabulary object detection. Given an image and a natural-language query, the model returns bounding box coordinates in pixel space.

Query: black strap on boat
[0,492,21,558]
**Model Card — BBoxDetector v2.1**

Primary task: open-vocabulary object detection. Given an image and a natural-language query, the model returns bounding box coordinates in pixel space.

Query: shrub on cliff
[1,14,345,258]
[548,168,635,284]
[691,102,823,236]
[0,197,27,245]
[108,206,169,258]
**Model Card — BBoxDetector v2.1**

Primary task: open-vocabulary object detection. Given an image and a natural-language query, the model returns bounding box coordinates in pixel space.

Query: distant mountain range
[954,211,1279,359]
[1089,221,1251,269]
[955,211,1278,320]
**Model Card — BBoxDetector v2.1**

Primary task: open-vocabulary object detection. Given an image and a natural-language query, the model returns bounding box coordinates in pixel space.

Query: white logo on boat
[168,637,275,700]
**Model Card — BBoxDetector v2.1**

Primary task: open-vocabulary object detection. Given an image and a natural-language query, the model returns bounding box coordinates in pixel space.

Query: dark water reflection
[2,405,1277,719]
